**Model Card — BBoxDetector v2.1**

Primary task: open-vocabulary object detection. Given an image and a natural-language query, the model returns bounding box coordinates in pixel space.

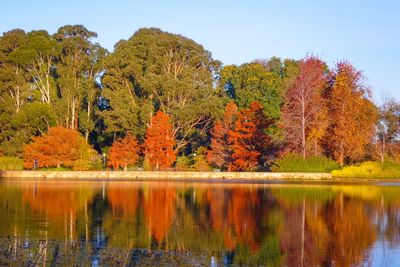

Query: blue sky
[1,0,399,103]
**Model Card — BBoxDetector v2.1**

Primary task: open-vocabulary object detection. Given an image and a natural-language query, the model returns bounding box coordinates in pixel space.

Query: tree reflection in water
[0,181,400,266]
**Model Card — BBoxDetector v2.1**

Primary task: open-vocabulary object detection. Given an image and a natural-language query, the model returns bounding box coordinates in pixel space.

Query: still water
[1,179,400,266]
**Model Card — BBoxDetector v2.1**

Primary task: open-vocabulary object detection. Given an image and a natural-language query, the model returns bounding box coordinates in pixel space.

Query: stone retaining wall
[0,170,332,180]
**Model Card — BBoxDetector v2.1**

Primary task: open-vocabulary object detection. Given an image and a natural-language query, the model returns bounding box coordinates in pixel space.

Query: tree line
[0,25,399,170]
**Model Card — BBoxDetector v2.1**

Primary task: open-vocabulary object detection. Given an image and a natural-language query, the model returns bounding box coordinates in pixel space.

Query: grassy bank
[332,161,400,179]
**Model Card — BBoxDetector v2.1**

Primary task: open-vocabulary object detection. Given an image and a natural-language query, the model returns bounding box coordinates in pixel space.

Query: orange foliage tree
[228,102,270,171]
[107,134,140,170]
[281,56,328,158]
[143,111,176,170]
[324,62,378,166]
[207,101,238,169]
[22,126,96,170]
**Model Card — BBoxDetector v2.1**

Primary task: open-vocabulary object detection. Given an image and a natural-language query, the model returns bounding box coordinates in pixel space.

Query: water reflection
[1,180,400,266]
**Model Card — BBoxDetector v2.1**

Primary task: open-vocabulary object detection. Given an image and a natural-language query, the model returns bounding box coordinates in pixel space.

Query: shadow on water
[1,180,400,266]
[90,192,108,267]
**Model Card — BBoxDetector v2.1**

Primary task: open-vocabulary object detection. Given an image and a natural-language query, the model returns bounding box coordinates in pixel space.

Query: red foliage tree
[107,134,140,171]
[143,111,176,170]
[281,56,328,158]
[207,101,238,169]
[22,126,95,170]
[228,102,270,171]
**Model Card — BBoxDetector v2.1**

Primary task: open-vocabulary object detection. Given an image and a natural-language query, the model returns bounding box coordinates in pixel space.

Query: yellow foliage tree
[324,62,378,166]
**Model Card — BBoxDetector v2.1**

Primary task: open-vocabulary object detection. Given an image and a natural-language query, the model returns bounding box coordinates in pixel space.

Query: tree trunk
[85,101,92,142]
[301,94,306,159]
[338,141,344,167]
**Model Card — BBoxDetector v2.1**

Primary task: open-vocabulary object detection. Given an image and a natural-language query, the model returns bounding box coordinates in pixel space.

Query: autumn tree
[207,101,238,169]
[228,102,270,171]
[281,56,328,158]
[22,126,96,170]
[324,62,378,166]
[107,134,140,170]
[220,59,299,149]
[376,97,400,162]
[143,111,176,170]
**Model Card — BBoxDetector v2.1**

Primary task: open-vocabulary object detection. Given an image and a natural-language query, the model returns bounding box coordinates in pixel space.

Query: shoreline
[1,170,399,183]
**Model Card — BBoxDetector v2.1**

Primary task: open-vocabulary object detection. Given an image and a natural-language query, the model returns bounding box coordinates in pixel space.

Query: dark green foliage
[100,28,223,151]
[271,154,339,173]
[4,103,57,155]
[220,62,283,119]
[12,103,57,134]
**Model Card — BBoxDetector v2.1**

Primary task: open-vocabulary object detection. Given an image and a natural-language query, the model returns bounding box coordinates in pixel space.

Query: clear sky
[1,0,399,103]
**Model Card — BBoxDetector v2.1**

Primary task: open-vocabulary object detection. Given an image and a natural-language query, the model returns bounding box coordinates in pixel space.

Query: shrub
[192,154,212,172]
[41,167,71,171]
[271,154,339,173]
[0,157,24,171]
[332,161,400,179]
[175,156,191,171]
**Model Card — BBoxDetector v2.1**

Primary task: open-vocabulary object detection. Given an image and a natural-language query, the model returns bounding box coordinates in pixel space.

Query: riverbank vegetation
[271,154,339,173]
[0,157,23,170]
[0,25,399,176]
[332,161,400,179]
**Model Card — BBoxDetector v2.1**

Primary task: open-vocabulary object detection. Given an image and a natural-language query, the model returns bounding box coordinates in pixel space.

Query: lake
[0,179,400,266]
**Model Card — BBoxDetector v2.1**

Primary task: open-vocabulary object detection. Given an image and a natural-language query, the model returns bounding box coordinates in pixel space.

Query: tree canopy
[0,25,394,171]
[100,28,223,152]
